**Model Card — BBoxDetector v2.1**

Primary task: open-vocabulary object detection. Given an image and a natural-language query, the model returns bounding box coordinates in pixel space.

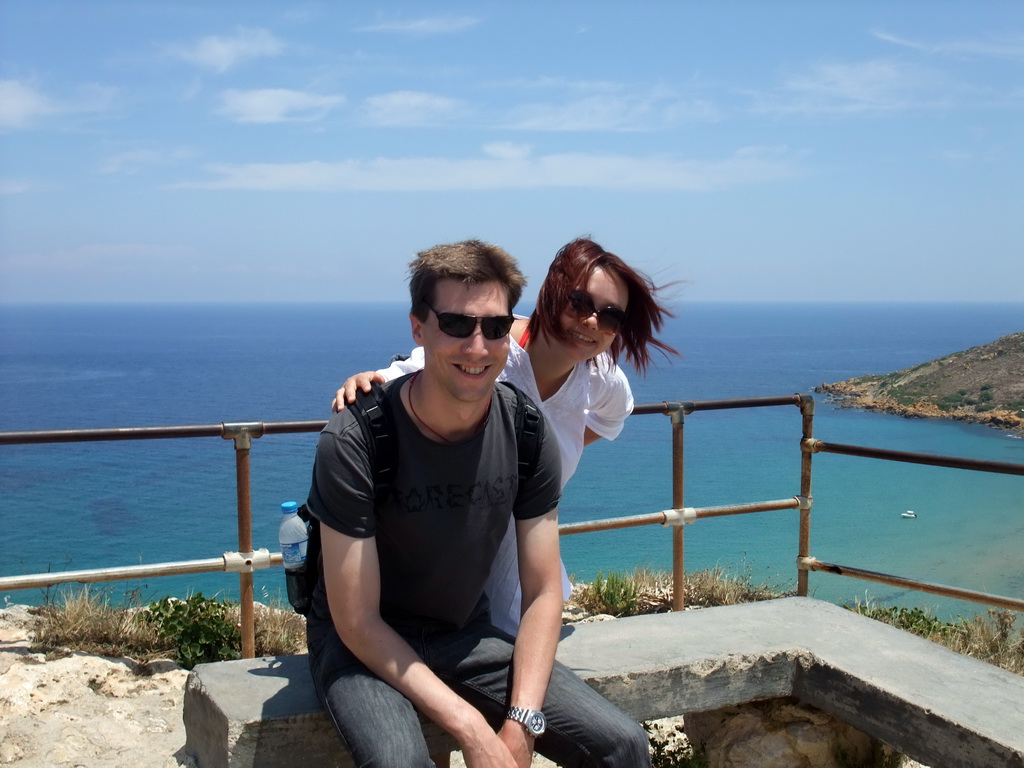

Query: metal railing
[2,394,1021,657]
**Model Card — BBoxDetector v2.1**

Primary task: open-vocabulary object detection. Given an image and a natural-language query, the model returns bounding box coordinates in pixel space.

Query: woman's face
[556,267,628,363]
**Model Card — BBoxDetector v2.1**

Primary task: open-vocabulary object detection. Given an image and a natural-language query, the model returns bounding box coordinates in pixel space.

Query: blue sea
[1,302,1021,621]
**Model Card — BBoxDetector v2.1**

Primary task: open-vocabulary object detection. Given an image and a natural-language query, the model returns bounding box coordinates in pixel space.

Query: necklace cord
[408,371,491,443]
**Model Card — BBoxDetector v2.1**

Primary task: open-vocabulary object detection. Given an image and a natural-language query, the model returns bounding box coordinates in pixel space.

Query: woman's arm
[331,348,425,412]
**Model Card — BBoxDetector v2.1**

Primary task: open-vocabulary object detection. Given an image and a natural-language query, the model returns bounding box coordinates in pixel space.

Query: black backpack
[288,380,544,615]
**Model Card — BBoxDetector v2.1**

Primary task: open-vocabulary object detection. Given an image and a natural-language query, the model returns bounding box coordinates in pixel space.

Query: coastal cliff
[815,331,1024,433]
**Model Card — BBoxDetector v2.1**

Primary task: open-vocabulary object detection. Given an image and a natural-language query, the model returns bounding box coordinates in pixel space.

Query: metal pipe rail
[804,438,1024,476]
[0,551,283,592]
[631,393,808,417]
[2,394,1021,658]
[0,421,329,446]
[559,497,806,535]
[799,557,1024,613]
[0,419,327,658]
[630,393,811,610]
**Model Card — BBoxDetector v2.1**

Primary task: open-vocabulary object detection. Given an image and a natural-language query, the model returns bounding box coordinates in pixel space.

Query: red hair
[527,238,678,374]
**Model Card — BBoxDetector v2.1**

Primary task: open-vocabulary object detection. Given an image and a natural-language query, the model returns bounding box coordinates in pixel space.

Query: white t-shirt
[372,329,634,634]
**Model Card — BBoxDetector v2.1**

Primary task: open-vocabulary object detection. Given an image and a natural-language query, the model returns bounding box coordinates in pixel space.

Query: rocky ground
[2,604,922,768]
[0,605,193,768]
[0,605,661,768]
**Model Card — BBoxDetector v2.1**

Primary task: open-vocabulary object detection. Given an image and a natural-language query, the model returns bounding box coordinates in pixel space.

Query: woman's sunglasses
[568,291,626,335]
[425,301,514,340]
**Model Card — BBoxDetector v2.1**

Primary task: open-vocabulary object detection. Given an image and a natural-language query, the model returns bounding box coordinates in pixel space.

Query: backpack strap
[290,382,397,616]
[348,381,397,502]
[499,382,544,483]
[357,378,540,492]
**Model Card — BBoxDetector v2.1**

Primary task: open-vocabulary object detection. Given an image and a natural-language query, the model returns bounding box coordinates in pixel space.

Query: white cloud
[167,27,284,73]
[357,16,480,35]
[0,177,37,194]
[749,59,952,115]
[218,89,345,123]
[506,93,718,131]
[98,147,194,175]
[873,30,1024,61]
[482,142,532,161]
[0,80,57,128]
[0,242,197,274]
[0,79,117,130]
[494,76,629,94]
[172,145,802,192]
[360,91,469,126]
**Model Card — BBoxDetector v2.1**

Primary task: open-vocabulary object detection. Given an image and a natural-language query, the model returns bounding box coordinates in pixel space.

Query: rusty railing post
[670,404,686,611]
[223,422,265,659]
[797,396,815,596]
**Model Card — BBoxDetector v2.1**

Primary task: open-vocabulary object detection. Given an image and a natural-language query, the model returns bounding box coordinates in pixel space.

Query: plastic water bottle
[278,501,309,612]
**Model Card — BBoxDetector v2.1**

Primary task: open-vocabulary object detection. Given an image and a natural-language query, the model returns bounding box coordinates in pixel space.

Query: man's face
[411,278,511,405]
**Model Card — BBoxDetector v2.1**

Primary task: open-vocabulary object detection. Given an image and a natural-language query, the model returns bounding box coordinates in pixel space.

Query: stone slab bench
[183,597,1024,768]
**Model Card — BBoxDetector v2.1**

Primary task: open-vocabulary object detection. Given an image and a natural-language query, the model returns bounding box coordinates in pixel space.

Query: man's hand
[458,720,524,768]
[331,371,384,412]
[497,719,535,767]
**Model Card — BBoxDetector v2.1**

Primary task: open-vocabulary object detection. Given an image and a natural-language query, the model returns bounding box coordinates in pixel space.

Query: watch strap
[507,705,546,736]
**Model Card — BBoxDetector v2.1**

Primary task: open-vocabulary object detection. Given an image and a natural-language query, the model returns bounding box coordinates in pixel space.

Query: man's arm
[321,524,517,767]
[501,508,564,763]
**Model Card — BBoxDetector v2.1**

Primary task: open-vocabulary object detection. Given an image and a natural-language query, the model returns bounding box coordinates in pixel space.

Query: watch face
[527,711,545,735]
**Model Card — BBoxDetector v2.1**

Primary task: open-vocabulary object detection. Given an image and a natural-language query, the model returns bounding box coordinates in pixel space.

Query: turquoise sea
[1,302,1021,620]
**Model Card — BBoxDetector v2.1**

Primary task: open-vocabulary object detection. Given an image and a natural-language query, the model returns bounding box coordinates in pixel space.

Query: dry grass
[680,565,787,608]
[32,587,170,662]
[247,601,308,656]
[568,565,786,618]
[23,571,1023,679]
[29,587,307,664]
[944,610,1024,676]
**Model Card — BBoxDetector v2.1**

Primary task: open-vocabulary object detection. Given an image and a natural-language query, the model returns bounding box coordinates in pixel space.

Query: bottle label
[282,540,307,567]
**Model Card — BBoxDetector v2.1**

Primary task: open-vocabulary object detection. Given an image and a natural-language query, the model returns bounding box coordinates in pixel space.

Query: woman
[333,237,677,635]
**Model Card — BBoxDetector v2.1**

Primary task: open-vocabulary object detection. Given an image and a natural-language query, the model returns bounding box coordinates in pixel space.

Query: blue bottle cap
[281,501,299,515]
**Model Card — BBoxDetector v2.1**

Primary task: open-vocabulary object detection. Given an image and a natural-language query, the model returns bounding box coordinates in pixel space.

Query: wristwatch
[507,705,546,737]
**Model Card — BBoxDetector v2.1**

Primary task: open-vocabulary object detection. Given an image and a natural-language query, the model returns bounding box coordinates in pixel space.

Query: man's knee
[581,710,651,767]
[608,718,651,766]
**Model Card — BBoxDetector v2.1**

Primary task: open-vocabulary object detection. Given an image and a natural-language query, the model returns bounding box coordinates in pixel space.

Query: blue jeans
[307,613,651,768]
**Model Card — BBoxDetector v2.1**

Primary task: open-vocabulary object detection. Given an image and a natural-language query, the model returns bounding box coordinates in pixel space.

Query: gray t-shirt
[306,375,562,630]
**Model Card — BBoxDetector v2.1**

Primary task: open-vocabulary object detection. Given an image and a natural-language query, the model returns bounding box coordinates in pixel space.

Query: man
[305,240,651,767]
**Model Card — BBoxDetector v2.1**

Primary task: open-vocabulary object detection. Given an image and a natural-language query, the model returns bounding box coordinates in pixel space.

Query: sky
[1,1,1022,305]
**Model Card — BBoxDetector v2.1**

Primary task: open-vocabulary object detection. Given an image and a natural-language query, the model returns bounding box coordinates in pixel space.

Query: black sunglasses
[424,301,514,340]
[568,291,626,335]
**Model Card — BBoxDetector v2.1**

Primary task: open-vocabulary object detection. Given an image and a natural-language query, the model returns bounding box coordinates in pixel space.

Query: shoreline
[815,380,1024,435]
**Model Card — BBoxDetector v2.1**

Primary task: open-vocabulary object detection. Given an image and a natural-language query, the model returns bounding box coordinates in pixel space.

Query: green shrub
[144,593,241,669]
[851,603,952,638]
[578,570,639,617]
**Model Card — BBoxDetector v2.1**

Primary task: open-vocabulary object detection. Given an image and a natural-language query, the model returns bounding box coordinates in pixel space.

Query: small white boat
[901,510,917,519]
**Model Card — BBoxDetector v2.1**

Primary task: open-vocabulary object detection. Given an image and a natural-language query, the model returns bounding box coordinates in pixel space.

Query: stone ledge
[183,597,1024,768]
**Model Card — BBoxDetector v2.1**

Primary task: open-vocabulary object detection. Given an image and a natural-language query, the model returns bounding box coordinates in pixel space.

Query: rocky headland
[815,331,1024,434]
